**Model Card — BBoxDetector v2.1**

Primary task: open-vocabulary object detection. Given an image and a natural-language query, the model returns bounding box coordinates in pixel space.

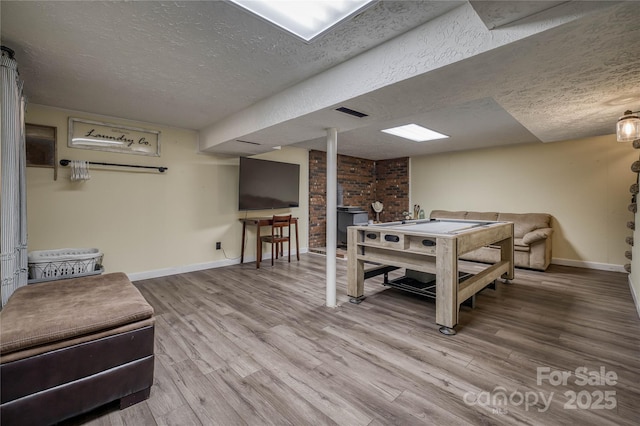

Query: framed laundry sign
[68,117,161,157]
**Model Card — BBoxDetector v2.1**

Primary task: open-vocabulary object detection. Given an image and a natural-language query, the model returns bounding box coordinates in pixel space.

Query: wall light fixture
[617,110,640,142]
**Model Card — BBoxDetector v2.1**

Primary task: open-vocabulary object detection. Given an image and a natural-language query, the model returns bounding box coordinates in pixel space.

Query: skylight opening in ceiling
[228,0,377,43]
[381,124,449,142]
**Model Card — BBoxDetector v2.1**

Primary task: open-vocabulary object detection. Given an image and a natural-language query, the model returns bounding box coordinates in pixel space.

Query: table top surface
[240,216,298,223]
[362,219,499,235]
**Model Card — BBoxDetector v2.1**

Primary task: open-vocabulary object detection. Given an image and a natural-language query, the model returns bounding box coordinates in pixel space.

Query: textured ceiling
[292,2,640,157]
[2,1,640,160]
[1,0,461,130]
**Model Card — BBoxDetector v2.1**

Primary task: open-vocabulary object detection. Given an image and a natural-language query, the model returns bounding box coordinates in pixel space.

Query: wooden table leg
[436,238,458,335]
[256,223,261,269]
[500,224,515,281]
[347,228,365,303]
[295,220,300,261]
[240,222,247,264]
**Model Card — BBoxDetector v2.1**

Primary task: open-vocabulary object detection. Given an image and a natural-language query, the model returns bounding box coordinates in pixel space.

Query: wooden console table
[239,217,300,268]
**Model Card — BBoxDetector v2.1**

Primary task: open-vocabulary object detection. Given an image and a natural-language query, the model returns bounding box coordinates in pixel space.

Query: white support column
[326,128,338,307]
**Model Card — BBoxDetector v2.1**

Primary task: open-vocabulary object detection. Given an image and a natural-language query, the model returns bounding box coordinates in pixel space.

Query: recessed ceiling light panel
[228,0,377,42]
[381,124,449,142]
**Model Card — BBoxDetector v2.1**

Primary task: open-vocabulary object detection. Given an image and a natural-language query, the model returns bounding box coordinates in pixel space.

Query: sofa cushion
[0,272,154,356]
[465,211,499,221]
[522,228,553,245]
[430,210,500,222]
[489,239,530,252]
[430,210,466,220]
[496,213,551,238]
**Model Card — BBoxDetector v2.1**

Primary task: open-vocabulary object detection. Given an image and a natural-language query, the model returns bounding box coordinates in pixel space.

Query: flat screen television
[238,157,300,210]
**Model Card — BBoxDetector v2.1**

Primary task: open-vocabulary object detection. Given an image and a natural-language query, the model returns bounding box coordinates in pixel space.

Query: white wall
[25,105,309,279]
[411,135,636,270]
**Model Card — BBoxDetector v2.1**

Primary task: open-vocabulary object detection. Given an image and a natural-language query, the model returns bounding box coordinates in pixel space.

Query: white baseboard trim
[127,248,308,282]
[629,274,640,319]
[551,258,626,273]
[127,258,238,281]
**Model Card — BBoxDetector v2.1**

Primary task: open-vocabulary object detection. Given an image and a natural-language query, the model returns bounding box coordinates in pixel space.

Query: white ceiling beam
[198,1,615,153]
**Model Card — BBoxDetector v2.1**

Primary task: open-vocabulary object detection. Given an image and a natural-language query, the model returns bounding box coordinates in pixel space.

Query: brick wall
[308,150,409,248]
[337,154,376,211]
[309,150,328,248]
[375,157,410,224]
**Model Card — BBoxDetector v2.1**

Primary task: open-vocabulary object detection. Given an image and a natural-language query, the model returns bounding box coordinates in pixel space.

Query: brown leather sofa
[430,210,553,271]
[0,272,155,425]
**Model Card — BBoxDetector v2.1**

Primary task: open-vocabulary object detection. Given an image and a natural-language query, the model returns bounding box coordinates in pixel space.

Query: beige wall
[24,105,308,279]
[410,135,636,269]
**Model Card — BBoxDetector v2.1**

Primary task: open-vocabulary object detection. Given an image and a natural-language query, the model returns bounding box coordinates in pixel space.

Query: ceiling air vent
[236,140,261,145]
[335,106,368,118]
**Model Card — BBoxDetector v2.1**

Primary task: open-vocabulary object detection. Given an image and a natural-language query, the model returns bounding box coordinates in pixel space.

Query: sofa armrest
[522,227,553,245]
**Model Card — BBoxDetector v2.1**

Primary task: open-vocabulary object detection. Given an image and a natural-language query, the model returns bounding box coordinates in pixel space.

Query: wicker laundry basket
[28,248,103,281]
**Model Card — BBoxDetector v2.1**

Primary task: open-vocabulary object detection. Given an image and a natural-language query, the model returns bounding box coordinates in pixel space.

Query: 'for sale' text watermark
[463,366,618,415]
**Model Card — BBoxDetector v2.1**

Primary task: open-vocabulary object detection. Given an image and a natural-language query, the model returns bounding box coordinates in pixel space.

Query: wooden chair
[259,215,292,267]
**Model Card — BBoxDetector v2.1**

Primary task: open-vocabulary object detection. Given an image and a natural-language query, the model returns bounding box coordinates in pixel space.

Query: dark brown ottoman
[0,272,155,426]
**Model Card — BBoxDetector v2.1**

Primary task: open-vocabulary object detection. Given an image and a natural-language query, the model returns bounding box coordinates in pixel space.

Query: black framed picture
[26,123,57,179]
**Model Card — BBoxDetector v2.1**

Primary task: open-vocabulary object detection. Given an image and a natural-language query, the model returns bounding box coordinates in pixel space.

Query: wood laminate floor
[65,253,640,425]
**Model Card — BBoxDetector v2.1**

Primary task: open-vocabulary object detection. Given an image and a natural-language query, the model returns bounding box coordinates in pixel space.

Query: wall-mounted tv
[238,157,300,210]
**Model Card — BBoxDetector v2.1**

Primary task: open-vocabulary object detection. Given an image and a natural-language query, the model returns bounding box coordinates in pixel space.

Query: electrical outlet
[216,242,221,250]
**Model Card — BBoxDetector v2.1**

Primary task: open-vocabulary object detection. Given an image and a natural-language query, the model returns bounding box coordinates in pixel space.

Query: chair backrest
[271,214,291,236]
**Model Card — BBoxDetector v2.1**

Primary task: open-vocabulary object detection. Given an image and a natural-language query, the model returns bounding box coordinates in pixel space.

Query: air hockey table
[347,218,514,335]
